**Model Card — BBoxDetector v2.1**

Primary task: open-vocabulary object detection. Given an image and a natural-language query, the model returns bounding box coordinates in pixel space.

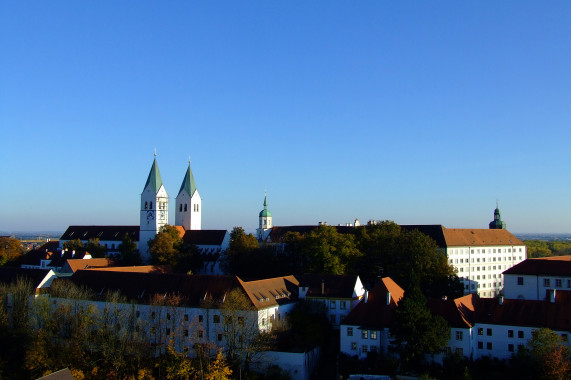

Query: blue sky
[1,1,570,234]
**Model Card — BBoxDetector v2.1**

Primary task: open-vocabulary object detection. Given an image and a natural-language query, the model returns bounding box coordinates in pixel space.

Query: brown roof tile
[87,265,172,274]
[443,228,523,247]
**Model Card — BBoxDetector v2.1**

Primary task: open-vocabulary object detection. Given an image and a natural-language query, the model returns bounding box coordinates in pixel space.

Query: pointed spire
[264,191,268,208]
[144,157,164,193]
[178,161,198,197]
[259,192,272,217]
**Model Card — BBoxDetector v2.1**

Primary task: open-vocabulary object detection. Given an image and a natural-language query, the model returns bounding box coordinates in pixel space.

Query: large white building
[503,256,571,300]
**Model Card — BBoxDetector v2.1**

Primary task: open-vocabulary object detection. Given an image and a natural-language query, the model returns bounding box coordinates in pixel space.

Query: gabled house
[296,274,365,327]
[0,267,56,295]
[340,277,404,358]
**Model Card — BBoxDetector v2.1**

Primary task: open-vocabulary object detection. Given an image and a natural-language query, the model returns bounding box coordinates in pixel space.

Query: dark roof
[36,240,61,252]
[428,294,477,328]
[58,271,298,310]
[475,297,571,332]
[15,248,52,266]
[0,267,51,288]
[296,274,360,299]
[49,251,90,268]
[60,226,139,242]
[182,230,227,245]
[401,225,447,247]
[342,277,404,329]
[267,225,354,242]
[504,256,571,276]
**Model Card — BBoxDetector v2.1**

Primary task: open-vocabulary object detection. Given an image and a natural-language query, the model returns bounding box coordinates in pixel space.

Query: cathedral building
[60,156,228,267]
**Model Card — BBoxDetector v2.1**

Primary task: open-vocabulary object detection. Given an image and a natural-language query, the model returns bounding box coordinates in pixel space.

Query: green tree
[118,234,142,266]
[528,328,571,380]
[148,225,200,273]
[85,238,107,258]
[393,284,450,370]
[222,227,260,275]
[297,225,361,275]
[62,239,84,252]
[0,237,24,266]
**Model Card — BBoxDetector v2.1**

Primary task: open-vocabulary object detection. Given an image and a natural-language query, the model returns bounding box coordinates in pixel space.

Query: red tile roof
[503,256,571,276]
[65,258,114,273]
[428,294,478,328]
[87,265,172,274]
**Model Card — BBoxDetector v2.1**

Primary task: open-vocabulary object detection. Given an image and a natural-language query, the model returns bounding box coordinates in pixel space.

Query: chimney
[499,296,504,305]
[386,291,391,306]
[549,289,556,303]
[364,290,369,303]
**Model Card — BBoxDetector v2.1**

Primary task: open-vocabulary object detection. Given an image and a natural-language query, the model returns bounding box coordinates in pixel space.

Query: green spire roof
[144,158,164,193]
[178,164,198,197]
[259,193,272,217]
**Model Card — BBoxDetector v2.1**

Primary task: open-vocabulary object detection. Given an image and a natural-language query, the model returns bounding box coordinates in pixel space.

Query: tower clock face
[159,211,166,221]
[147,210,155,220]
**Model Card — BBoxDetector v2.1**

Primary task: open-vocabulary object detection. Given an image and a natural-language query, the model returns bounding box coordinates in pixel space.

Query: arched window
[179,204,182,212]
[145,201,148,210]
[184,204,187,212]
[197,204,199,212]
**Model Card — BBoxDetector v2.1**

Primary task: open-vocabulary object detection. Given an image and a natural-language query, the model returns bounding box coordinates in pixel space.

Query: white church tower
[256,192,272,240]
[140,156,169,260]
[175,162,201,230]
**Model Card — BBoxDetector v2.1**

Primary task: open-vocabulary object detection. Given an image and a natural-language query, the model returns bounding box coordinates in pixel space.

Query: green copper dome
[143,158,164,193]
[259,193,272,217]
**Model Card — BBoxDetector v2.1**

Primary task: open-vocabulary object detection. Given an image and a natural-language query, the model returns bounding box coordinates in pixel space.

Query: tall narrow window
[184,204,187,212]
[150,201,153,209]
[179,204,182,212]
[145,201,148,209]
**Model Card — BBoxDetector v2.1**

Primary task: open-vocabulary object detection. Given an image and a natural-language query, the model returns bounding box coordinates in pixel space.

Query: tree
[85,238,107,258]
[62,239,84,252]
[118,234,141,266]
[0,237,23,266]
[296,225,361,275]
[222,227,260,275]
[392,284,450,370]
[148,225,200,273]
[528,328,571,380]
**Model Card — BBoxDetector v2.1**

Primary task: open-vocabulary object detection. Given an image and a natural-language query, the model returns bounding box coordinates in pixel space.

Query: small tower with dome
[257,193,273,240]
[489,202,506,229]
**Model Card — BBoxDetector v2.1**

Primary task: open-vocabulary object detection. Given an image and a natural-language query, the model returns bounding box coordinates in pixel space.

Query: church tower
[175,162,201,230]
[489,202,506,229]
[140,156,169,260]
[257,193,272,240]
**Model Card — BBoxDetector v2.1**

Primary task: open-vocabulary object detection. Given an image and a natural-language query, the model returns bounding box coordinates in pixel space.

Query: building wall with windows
[503,256,571,300]
[340,325,389,358]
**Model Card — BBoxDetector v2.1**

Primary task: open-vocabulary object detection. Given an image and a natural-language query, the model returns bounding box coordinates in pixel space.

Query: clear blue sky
[1,1,570,234]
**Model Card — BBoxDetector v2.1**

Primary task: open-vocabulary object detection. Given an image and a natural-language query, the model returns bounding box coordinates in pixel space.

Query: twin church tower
[139,157,202,257]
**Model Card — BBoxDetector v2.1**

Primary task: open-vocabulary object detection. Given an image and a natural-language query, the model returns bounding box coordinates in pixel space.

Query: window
[217,334,223,342]
[370,331,377,340]
[179,204,182,212]
[213,315,220,323]
[238,317,244,325]
[544,279,551,287]
[198,330,203,338]
[184,329,188,337]
[561,333,568,342]
[362,330,368,339]
[456,331,463,341]
[508,344,514,352]
[362,345,368,354]
[167,313,171,320]
[347,327,353,337]
[517,277,524,285]
[136,311,140,318]
[330,300,336,309]
[487,328,492,336]
[568,280,571,288]
[351,342,357,350]
[518,331,524,339]
[340,301,347,310]
[455,348,463,356]
[151,312,156,319]
[198,314,203,323]
[166,328,171,336]
[508,330,514,338]
[184,314,189,322]
[184,204,187,212]
[478,341,483,349]
[487,342,492,350]
[518,344,525,352]
[478,328,484,336]
[556,279,562,288]
[262,318,266,326]
[370,345,377,352]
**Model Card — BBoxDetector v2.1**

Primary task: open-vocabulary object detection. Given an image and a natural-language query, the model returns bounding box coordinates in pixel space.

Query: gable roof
[296,274,361,299]
[58,271,297,310]
[182,230,228,246]
[342,277,404,329]
[60,225,139,242]
[442,228,523,247]
[428,293,478,328]
[503,256,571,276]
[0,267,52,288]
[144,157,164,193]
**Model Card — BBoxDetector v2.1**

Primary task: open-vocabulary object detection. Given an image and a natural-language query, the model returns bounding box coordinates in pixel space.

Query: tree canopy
[0,237,23,266]
[148,225,200,273]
